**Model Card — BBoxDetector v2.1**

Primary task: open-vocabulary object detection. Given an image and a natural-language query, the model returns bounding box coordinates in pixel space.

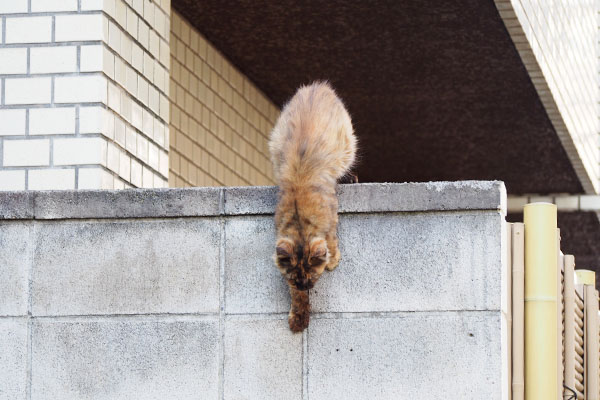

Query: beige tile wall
[103,0,171,189]
[169,11,278,187]
[495,0,599,194]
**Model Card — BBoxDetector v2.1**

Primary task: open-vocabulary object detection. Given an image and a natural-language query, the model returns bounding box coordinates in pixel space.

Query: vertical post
[524,203,557,400]
[575,282,585,398]
[576,270,596,286]
[563,255,576,394]
[581,270,599,400]
[557,229,563,397]
[504,222,513,400]
[512,223,525,400]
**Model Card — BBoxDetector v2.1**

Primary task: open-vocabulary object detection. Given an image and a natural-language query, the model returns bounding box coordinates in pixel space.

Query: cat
[269,81,357,332]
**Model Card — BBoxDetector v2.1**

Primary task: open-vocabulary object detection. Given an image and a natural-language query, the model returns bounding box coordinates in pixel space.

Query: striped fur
[269,82,357,332]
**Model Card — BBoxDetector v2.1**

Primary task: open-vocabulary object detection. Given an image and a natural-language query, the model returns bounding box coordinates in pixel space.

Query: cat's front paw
[288,311,309,332]
[326,249,340,271]
[326,260,339,271]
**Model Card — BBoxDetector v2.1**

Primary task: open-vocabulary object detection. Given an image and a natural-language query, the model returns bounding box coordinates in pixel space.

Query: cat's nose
[295,279,310,290]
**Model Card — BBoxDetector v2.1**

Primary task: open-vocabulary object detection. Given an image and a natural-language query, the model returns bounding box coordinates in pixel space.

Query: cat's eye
[309,257,325,266]
[278,256,291,265]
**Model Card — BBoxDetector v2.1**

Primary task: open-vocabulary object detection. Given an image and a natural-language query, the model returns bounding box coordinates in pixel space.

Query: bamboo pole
[585,282,599,399]
[511,223,524,400]
[563,255,576,395]
[524,203,557,400]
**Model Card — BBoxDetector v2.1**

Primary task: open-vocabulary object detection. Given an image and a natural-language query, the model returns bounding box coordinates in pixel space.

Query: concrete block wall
[169,11,279,188]
[494,0,599,193]
[0,181,507,399]
[0,0,170,191]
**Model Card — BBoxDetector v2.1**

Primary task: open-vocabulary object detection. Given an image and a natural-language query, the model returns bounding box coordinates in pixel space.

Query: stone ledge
[0,181,506,220]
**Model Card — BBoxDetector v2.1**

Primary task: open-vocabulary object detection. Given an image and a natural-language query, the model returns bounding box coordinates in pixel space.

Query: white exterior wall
[495,0,600,194]
[0,0,170,190]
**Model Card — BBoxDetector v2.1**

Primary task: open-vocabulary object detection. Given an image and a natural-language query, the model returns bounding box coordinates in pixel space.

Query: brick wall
[0,0,170,190]
[169,11,279,187]
[495,0,599,194]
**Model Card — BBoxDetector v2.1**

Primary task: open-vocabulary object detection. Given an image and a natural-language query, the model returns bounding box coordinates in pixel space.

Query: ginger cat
[269,82,357,332]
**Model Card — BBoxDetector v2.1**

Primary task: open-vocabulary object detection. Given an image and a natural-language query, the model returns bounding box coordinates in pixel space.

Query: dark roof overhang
[173,0,583,194]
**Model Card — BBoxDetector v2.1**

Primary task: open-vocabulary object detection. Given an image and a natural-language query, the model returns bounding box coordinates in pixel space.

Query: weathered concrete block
[0,191,33,219]
[0,222,31,316]
[221,181,505,216]
[32,219,220,316]
[0,318,28,400]
[223,186,277,215]
[225,212,501,314]
[0,182,507,399]
[337,181,506,214]
[224,319,302,400]
[311,211,502,312]
[308,312,501,399]
[31,317,220,400]
[0,181,505,219]
[31,187,222,219]
[224,216,290,314]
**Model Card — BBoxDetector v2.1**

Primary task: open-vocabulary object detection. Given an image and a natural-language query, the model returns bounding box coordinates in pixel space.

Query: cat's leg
[325,208,341,271]
[288,287,310,332]
[326,231,340,271]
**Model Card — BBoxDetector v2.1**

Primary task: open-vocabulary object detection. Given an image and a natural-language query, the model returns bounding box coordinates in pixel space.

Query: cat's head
[274,237,329,291]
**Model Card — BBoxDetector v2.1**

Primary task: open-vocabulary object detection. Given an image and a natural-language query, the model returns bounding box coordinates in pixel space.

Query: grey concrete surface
[311,211,502,312]
[224,216,290,314]
[223,185,278,215]
[0,222,32,316]
[0,191,33,219]
[32,219,220,316]
[31,317,220,400]
[224,319,302,400]
[225,212,501,314]
[33,187,222,219]
[0,319,28,400]
[0,181,505,219]
[0,182,506,399]
[307,312,501,400]
[337,181,506,214]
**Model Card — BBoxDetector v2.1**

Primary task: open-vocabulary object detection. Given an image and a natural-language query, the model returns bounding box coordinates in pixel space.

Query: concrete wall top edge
[0,181,506,220]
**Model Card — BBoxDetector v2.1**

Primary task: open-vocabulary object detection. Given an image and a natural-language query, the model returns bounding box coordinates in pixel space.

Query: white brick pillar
[0,0,170,190]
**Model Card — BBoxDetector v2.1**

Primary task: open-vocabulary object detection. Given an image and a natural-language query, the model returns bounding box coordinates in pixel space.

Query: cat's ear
[276,238,294,260]
[309,238,328,265]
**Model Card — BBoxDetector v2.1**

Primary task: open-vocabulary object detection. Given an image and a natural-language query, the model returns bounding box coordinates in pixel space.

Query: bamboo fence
[509,202,600,400]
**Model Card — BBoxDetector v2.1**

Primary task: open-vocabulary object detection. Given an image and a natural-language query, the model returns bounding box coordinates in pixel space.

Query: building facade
[0,0,277,190]
[169,10,277,187]
[0,0,600,267]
